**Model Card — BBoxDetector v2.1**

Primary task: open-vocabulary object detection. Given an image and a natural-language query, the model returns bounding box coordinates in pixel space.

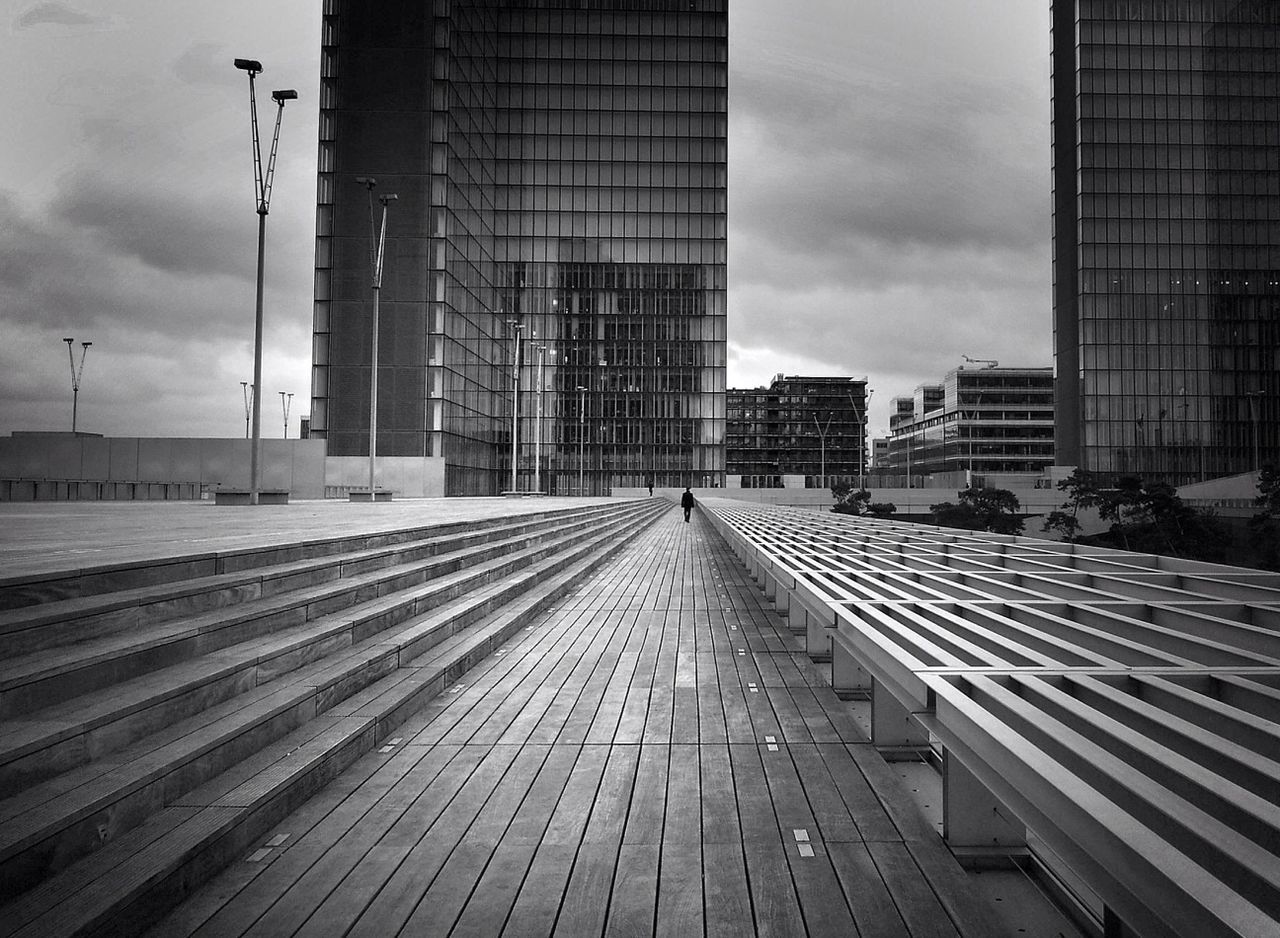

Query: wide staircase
[0,498,668,937]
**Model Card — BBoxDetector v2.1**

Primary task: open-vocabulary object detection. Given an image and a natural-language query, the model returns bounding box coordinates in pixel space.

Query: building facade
[882,366,1055,479]
[726,376,869,488]
[311,0,727,495]
[1053,0,1279,483]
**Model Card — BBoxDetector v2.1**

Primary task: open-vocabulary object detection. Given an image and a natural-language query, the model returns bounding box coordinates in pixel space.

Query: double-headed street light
[62,337,91,433]
[355,177,397,497]
[240,381,254,438]
[280,391,294,439]
[507,320,524,492]
[234,57,296,505]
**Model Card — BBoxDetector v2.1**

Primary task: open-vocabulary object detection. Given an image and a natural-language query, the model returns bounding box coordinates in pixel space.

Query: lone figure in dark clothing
[681,487,695,523]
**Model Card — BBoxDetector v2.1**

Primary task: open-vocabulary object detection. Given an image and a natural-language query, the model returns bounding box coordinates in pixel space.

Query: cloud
[50,172,255,279]
[173,41,236,88]
[13,2,105,30]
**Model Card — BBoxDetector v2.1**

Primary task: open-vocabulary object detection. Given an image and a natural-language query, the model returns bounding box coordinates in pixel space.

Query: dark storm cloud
[50,173,253,279]
[13,2,103,30]
[731,67,1046,289]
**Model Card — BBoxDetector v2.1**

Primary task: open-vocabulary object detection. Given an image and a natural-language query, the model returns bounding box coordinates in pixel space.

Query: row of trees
[831,467,1280,568]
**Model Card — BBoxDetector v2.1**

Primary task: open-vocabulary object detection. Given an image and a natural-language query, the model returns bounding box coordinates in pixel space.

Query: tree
[831,483,895,517]
[1041,468,1102,542]
[1046,473,1229,561]
[1249,465,1280,570]
[930,488,1025,534]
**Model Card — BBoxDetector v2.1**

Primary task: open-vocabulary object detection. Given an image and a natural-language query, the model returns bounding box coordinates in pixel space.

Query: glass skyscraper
[1053,0,1280,483]
[311,0,727,495]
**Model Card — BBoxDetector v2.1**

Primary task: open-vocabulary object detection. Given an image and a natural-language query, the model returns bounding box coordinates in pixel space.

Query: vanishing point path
[141,504,1004,938]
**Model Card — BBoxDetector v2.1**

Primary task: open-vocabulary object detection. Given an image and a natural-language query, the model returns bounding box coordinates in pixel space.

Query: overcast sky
[0,0,1051,440]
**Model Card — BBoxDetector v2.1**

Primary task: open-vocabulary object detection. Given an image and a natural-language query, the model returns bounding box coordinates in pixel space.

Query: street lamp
[577,385,588,495]
[507,320,524,492]
[849,388,873,490]
[355,177,397,497]
[534,345,548,493]
[234,58,296,505]
[813,412,832,489]
[240,382,254,439]
[280,391,293,439]
[62,337,91,433]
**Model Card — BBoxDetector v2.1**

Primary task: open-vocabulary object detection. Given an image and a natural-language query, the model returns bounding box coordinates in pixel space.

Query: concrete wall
[324,456,447,498]
[0,436,328,498]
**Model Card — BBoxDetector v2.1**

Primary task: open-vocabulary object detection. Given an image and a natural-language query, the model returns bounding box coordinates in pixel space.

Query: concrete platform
[142,509,1072,938]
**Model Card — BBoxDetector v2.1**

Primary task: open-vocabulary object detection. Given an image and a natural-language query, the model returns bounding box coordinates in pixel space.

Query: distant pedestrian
[681,486,695,523]
[648,476,654,497]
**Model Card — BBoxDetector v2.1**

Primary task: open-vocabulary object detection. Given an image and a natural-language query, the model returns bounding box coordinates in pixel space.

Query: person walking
[680,486,695,523]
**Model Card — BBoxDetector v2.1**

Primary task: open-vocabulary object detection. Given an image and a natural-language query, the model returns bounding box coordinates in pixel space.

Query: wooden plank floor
[147,507,1004,938]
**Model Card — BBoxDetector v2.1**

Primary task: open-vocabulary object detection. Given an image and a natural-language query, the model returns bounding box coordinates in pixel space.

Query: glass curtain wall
[311,0,727,495]
[495,2,728,494]
[1054,0,1280,482]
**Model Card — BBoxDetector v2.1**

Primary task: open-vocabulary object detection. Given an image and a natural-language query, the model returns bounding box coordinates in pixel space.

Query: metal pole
[368,280,380,493]
[509,323,522,491]
[280,391,292,439]
[250,209,266,505]
[241,382,252,438]
[535,345,545,493]
[578,385,586,495]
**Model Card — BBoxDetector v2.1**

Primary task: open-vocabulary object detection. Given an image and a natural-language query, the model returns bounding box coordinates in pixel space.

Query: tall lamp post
[534,344,547,494]
[240,381,253,438]
[577,385,588,495]
[234,58,296,505]
[62,338,91,433]
[355,177,397,497]
[849,388,872,490]
[280,391,293,439]
[507,320,524,492]
[813,413,832,489]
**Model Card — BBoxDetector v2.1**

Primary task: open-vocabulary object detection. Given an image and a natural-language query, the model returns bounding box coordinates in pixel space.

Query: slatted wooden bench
[702,497,1280,938]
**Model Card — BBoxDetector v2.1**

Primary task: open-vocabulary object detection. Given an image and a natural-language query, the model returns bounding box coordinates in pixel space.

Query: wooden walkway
[147,506,1003,938]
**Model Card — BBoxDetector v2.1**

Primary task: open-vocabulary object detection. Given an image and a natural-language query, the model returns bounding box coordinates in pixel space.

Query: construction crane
[962,355,999,369]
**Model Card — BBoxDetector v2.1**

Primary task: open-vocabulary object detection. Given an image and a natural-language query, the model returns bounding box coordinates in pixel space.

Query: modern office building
[311,0,728,495]
[882,366,1055,479]
[1052,0,1279,483]
[726,375,869,488]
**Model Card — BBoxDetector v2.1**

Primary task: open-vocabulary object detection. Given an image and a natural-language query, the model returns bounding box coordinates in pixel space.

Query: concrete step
[0,499,667,932]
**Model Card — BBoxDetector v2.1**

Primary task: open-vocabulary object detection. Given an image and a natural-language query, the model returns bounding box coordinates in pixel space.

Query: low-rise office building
[881,366,1054,480]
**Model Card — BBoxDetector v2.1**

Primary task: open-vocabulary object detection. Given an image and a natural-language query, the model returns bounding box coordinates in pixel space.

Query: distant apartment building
[872,436,890,469]
[881,366,1054,478]
[726,375,868,487]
